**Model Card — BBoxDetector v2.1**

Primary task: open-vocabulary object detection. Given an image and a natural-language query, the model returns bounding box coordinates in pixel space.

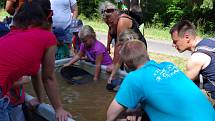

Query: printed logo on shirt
[153,64,179,82]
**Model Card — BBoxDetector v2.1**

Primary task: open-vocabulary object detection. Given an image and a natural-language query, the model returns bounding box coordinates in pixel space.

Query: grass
[1,10,213,41]
[143,27,172,41]
[149,52,187,72]
[0,11,187,72]
[81,18,172,41]
[81,18,108,33]
[0,9,9,21]
[80,16,215,42]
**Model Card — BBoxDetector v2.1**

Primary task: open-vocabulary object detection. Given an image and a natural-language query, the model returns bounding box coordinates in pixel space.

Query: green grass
[1,9,213,42]
[149,52,187,72]
[0,9,9,21]
[143,27,172,41]
[0,10,187,73]
[81,18,172,41]
[81,19,108,33]
[80,17,215,42]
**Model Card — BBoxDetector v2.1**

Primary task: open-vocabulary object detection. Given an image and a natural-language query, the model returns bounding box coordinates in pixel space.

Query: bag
[129,5,144,26]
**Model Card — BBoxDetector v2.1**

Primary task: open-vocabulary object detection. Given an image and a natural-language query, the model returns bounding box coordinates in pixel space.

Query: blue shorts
[0,89,26,121]
[53,26,73,44]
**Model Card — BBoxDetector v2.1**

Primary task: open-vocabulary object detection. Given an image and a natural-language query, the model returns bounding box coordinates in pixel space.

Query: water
[25,72,115,121]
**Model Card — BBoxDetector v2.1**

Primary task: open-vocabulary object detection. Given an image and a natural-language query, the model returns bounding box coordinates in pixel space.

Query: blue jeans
[0,90,26,121]
[53,26,73,44]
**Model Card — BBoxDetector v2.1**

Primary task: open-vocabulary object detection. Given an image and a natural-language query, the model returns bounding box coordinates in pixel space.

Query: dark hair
[170,20,196,37]
[13,0,51,29]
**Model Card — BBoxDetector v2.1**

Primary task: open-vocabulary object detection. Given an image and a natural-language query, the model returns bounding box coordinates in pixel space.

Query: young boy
[107,40,215,121]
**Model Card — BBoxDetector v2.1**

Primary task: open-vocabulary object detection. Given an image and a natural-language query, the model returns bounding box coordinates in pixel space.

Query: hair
[13,0,51,29]
[120,40,149,67]
[98,1,118,19]
[170,20,196,37]
[118,29,139,43]
[78,25,96,40]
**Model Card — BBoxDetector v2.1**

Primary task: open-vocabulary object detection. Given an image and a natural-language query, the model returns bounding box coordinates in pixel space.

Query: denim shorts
[0,88,26,121]
[53,26,73,44]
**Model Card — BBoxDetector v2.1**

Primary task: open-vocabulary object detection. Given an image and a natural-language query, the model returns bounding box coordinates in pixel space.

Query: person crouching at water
[107,40,215,121]
[0,0,71,121]
[107,29,140,84]
[64,25,113,81]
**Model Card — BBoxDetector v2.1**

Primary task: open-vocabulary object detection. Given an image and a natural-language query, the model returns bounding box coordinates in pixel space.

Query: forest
[0,0,215,34]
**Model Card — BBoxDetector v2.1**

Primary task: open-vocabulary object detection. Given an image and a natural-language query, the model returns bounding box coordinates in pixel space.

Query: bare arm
[5,0,15,15]
[64,51,84,66]
[31,72,43,102]
[41,45,71,121]
[112,16,132,64]
[107,99,125,121]
[107,30,112,54]
[72,4,78,19]
[94,54,103,81]
[113,44,121,65]
[108,58,123,83]
[186,53,211,81]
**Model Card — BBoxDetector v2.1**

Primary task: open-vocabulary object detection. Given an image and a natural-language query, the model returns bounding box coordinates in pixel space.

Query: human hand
[63,63,71,67]
[28,98,41,110]
[12,76,30,88]
[56,107,72,121]
[118,116,142,121]
[107,76,113,84]
[93,77,98,81]
[106,64,114,73]
[126,116,142,121]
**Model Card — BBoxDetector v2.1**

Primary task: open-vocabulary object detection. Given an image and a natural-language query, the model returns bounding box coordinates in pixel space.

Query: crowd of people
[0,0,215,121]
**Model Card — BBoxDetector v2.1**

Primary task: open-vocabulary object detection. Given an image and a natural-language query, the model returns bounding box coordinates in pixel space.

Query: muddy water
[25,72,115,121]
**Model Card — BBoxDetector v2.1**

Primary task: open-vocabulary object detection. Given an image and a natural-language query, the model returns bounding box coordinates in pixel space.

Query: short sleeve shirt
[51,0,77,29]
[80,40,112,65]
[116,60,215,121]
[0,27,57,104]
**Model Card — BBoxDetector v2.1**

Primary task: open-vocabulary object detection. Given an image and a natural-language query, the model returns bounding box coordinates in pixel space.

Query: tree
[0,0,6,9]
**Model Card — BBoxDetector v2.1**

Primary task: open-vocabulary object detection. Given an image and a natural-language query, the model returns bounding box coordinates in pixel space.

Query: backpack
[128,5,144,26]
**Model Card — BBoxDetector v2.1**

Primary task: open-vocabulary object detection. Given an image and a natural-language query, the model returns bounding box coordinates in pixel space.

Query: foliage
[141,0,215,34]
[0,0,215,34]
[0,0,6,9]
[78,0,101,19]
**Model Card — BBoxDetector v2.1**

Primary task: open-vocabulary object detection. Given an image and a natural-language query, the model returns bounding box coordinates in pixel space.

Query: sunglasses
[101,9,116,14]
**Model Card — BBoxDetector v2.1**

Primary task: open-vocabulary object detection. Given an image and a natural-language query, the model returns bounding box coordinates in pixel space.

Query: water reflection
[25,72,115,121]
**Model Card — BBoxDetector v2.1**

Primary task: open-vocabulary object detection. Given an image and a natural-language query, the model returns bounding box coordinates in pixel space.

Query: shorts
[53,26,73,44]
[0,88,26,121]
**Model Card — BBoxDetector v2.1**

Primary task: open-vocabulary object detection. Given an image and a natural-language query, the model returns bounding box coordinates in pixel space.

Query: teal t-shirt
[115,60,215,121]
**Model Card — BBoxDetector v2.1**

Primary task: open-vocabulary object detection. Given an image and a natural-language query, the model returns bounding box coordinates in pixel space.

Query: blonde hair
[120,40,149,67]
[78,25,96,40]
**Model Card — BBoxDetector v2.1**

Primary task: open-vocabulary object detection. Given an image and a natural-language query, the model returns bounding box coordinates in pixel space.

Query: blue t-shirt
[116,60,215,121]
